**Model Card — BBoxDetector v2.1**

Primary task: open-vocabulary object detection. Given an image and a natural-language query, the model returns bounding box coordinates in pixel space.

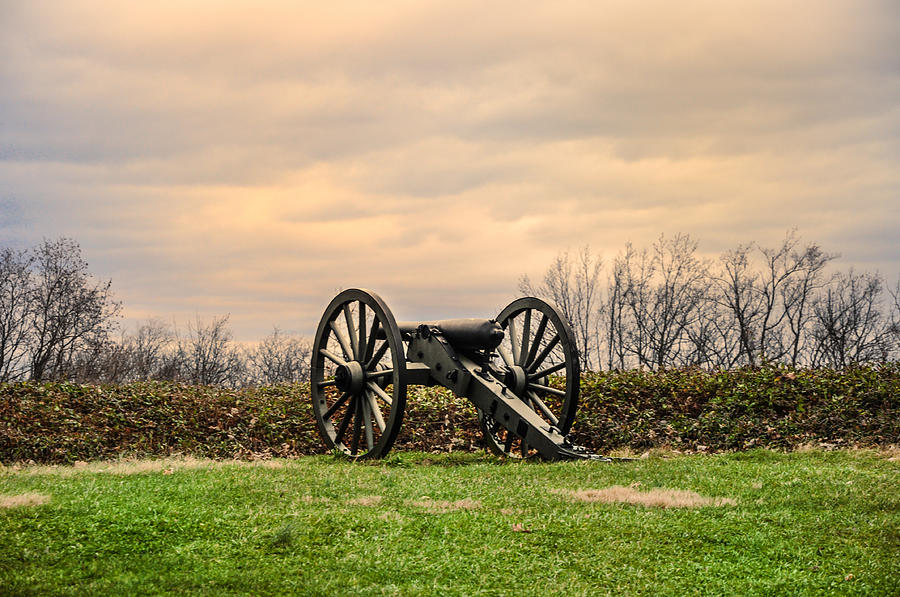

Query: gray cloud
[1,0,898,339]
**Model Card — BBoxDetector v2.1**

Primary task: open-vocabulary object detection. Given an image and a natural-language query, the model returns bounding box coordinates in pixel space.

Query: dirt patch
[408,497,481,513]
[1,493,51,508]
[554,486,736,508]
[348,495,383,506]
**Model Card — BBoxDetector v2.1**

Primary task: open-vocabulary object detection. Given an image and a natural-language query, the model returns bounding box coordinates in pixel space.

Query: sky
[2,0,899,341]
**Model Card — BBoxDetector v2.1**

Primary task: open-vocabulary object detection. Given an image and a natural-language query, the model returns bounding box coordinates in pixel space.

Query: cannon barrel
[379,318,503,350]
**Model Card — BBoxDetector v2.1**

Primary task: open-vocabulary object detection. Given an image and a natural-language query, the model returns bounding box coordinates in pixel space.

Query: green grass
[1,450,897,596]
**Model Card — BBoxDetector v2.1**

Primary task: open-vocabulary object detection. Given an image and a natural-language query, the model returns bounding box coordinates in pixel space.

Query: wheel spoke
[358,301,367,360]
[367,368,394,379]
[329,321,354,361]
[324,391,351,420]
[351,397,363,455]
[498,345,515,368]
[320,348,348,368]
[367,381,393,406]
[366,390,386,432]
[528,334,560,372]
[527,391,559,426]
[366,339,390,370]
[343,303,359,359]
[503,431,515,454]
[524,314,549,368]
[334,396,355,444]
[519,309,531,365]
[508,317,521,365]
[528,382,566,397]
[529,361,566,380]
[362,396,374,451]
[364,318,381,364]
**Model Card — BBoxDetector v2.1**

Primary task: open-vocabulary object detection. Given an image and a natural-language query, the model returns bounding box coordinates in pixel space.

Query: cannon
[310,288,607,461]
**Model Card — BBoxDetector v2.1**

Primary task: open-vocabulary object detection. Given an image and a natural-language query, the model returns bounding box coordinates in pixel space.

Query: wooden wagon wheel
[310,288,407,459]
[479,297,581,458]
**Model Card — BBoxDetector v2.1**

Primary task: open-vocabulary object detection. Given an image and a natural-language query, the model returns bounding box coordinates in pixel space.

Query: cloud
[1,0,898,340]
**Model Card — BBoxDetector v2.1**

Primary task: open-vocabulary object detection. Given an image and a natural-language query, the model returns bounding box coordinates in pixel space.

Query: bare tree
[27,238,121,380]
[754,231,829,364]
[180,315,244,386]
[67,335,132,384]
[126,318,176,381]
[781,243,836,366]
[0,248,33,381]
[711,232,835,367]
[618,234,707,369]
[246,328,311,385]
[604,257,629,370]
[713,243,763,366]
[519,246,603,369]
[811,270,889,367]
[683,296,740,369]
[889,278,900,361]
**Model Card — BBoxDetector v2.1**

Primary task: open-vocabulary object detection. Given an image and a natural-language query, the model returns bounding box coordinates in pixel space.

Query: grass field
[1,449,898,596]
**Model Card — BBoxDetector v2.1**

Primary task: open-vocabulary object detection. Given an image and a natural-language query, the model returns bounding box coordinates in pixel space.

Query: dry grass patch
[1,456,296,477]
[605,446,687,459]
[1,493,51,508]
[347,495,383,506]
[408,497,481,513]
[878,445,900,461]
[554,486,736,508]
[379,511,405,522]
[499,507,523,516]
[3,456,217,477]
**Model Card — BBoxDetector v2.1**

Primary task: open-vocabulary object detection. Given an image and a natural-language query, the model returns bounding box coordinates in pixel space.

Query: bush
[571,364,900,452]
[1,365,897,464]
[0,382,320,463]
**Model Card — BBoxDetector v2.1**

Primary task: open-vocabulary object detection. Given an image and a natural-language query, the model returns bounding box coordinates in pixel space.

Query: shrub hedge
[1,365,897,464]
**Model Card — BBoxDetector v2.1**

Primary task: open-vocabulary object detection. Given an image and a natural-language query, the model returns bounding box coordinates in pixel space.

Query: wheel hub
[334,360,365,394]
[504,365,528,396]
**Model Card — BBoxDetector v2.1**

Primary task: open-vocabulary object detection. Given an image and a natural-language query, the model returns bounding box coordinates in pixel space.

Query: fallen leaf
[162,468,174,475]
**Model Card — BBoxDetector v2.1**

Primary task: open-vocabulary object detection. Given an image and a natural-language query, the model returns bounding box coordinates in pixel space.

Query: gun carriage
[310,288,606,461]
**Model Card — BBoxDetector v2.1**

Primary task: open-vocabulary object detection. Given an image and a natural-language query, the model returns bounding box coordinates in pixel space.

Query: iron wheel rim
[310,288,407,459]
[479,296,580,458]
